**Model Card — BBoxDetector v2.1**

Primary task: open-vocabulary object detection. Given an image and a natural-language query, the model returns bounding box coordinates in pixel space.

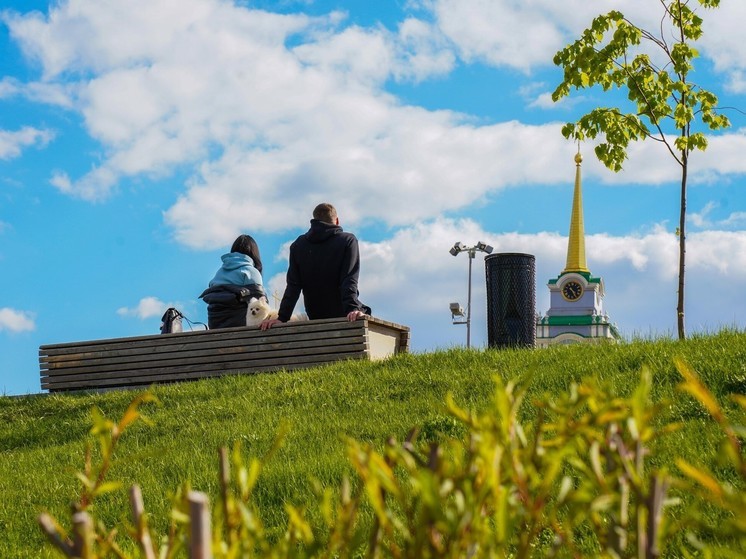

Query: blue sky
[2,0,745,396]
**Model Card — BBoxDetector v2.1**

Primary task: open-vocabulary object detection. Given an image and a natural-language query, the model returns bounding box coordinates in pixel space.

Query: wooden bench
[39,317,410,393]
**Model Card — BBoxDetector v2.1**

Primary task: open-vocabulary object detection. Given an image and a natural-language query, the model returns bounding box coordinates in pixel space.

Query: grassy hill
[1,330,745,558]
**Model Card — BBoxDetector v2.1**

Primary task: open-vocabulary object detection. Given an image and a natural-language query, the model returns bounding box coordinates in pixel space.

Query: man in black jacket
[261,203,369,329]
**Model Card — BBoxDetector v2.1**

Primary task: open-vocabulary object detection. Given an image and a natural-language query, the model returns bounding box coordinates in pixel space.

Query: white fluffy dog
[246,297,278,327]
[246,297,307,327]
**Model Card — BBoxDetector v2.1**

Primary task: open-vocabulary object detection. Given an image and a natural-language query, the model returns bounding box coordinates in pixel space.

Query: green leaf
[589,441,604,483]
[92,481,123,497]
[591,494,615,512]
[676,459,724,497]
[75,472,95,491]
[557,475,574,504]
[731,425,746,439]
[730,394,746,409]
[675,358,723,422]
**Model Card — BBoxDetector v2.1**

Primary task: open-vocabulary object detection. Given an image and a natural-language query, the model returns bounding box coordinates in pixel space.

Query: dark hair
[313,203,338,224]
[230,234,263,274]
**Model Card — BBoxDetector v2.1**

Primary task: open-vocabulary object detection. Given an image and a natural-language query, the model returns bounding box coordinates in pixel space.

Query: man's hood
[305,219,342,243]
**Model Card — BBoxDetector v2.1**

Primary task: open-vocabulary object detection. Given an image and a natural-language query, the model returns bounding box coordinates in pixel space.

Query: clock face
[562,281,583,301]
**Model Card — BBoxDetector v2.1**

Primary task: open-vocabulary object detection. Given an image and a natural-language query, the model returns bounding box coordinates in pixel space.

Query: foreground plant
[38,392,159,557]
[348,368,678,558]
[38,360,745,557]
[674,357,746,555]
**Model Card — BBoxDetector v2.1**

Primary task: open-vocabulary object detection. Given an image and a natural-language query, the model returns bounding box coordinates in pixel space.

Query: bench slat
[39,318,364,353]
[41,331,365,370]
[40,328,360,363]
[43,352,363,391]
[41,340,368,376]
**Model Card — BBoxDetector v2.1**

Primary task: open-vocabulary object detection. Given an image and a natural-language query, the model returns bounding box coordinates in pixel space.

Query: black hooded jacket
[278,219,368,321]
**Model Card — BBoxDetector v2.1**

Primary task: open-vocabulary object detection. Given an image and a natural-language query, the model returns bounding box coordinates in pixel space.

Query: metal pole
[466,250,474,349]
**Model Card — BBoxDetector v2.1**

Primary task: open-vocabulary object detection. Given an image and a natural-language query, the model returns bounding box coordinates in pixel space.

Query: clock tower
[536,150,621,347]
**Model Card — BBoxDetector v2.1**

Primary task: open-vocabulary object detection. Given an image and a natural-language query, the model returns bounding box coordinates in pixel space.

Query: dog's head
[247,297,271,320]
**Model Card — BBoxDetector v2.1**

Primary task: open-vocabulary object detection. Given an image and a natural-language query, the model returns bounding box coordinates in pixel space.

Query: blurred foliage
[38,358,745,558]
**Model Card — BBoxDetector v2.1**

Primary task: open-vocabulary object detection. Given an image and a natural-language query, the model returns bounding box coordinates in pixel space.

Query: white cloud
[678,195,746,231]
[690,201,719,228]
[427,0,565,72]
[422,0,672,73]
[700,2,746,90]
[563,129,746,187]
[1,1,569,218]
[117,296,170,319]
[5,0,746,251]
[417,0,746,138]
[720,212,746,228]
[419,0,740,76]
[4,0,315,79]
[5,1,334,198]
[392,17,456,81]
[165,119,584,248]
[517,81,589,111]
[527,92,560,110]
[50,166,118,200]
[0,308,35,333]
[724,70,746,95]
[0,77,76,107]
[0,77,21,98]
[293,25,393,87]
[163,121,741,250]
[0,126,54,160]
[693,130,746,178]
[688,230,746,276]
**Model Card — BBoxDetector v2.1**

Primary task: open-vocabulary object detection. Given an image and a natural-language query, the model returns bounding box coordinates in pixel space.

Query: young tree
[552,0,729,340]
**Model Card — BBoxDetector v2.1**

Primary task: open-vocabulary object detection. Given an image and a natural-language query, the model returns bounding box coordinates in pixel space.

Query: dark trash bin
[485,253,536,348]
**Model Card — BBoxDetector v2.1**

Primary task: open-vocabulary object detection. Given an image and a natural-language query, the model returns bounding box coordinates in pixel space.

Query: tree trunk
[677,151,687,340]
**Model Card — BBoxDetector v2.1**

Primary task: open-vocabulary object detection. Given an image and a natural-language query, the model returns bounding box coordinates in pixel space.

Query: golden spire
[563,147,590,274]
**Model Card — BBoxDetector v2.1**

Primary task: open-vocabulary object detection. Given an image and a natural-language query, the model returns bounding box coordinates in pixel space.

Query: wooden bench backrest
[39,317,410,393]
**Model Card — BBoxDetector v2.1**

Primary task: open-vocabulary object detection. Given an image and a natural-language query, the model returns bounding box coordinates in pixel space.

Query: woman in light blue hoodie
[201,234,266,328]
[209,234,264,288]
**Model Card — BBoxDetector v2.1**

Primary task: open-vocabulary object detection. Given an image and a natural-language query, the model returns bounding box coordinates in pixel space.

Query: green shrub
[37,359,746,558]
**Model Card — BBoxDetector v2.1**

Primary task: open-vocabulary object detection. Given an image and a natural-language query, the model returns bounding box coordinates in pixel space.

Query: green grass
[1,330,745,558]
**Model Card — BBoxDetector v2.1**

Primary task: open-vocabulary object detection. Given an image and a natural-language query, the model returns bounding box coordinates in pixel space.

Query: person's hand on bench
[347,310,366,322]
[260,318,282,330]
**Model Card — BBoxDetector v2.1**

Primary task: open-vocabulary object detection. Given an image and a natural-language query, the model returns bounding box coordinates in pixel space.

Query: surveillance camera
[449,302,464,316]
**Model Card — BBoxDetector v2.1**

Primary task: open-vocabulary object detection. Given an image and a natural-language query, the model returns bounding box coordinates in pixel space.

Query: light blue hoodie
[209,252,263,287]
